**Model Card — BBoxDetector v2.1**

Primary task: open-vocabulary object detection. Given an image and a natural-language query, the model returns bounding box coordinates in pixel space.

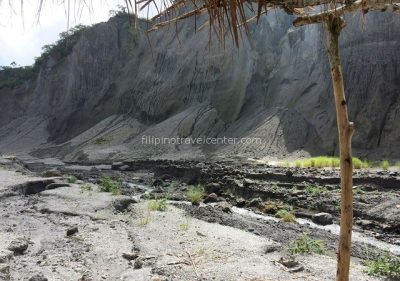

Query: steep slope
[0,11,399,161]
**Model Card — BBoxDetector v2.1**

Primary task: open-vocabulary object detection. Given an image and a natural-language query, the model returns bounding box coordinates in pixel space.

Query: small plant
[275,209,296,222]
[353,186,363,195]
[294,160,302,168]
[305,183,327,196]
[148,198,168,211]
[381,160,390,171]
[99,176,120,195]
[364,251,400,279]
[67,175,77,183]
[81,183,92,191]
[186,185,204,204]
[179,223,190,231]
[93,137,109,145]
[289,233,326,255]
[138,211,151,226]
[396,161,400,170]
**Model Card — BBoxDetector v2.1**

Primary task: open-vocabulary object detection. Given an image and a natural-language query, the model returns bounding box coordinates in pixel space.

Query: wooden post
[325,16,355,281]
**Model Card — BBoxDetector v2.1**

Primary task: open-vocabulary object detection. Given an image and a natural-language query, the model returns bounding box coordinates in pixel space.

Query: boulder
[113,196,138,212]
[7,238,29,254]
[29,273,48,281]
[312,213,333,225]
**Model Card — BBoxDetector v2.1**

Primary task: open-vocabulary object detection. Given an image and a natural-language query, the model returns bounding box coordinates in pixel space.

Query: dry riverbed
[0,158,396,280]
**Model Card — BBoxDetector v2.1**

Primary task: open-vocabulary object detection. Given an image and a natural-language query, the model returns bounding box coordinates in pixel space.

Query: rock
[205,183,221,195]
[215,202,232,213]
[113,196,138,212]
[264,242,282,253]
[0,250,13,263]
[247,197,263,208]
[122,252,139,261]
[45,183,69,190]
[134,257,143,269]
[358,219,374,228]
[119,165,130,171]
[29,273,48,281]
[243,178,255,186]
[203,193,218,203]
[0,264,10,279]
[7,238,29,254]
[41,169,62,177]
[111,162,124,170]
[312,213,333,225]
[152,179,164,186]
[66,226,79,236]
[285,170,293,177]
[235,198,246,207]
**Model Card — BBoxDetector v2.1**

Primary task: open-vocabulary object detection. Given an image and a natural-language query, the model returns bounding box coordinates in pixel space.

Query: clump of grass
[295,156,368,169]
[353,186,363,195]
[179,223,189,231]
[148,198,168,211]
[381,160,390,171]
[67,175,77,183]
[262,201,281,214]
[99,176,120,195]
[275,209,296,222]
[305,183,327,196]
[294,160,302,168]
[93,137,109,145]
[186,185,204,204]
[396,161,400,170]
[364,251,400,279]
[289,233,326,255]
[138,211,151,226]
[81,183,92,191]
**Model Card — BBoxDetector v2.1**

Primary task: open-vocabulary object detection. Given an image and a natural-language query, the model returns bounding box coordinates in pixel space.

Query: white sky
[0,0,152,66]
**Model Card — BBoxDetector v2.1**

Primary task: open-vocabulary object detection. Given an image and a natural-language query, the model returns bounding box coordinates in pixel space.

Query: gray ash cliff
[0,11,399,161]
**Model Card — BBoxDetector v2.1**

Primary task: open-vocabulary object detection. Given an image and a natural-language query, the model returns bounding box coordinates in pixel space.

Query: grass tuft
[99,176,120,195]
[275,209,296,222]
[305,183,327,196]
[381,160,390,171]
[67,175,77,183]
[148,198,168,211]
[291,156,369,169]
[186,185,204,204]
[289,233,326,255]
[364,251,400,279]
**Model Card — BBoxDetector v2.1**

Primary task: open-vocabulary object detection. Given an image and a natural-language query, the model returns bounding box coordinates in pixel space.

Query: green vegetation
[364,251,400,279]
[138,211,151,226]
[275,209,296,222]
[289,233,326,255]
[396,161,400,170]
[186,185,204,204]
[148,198,168,211]
[99,176,120,195]
[287,156,369,169]
[0,25,88,90]
[67,175,77,183]
[305,183,328,196]
[381,160,390,171]
[81,183,93,191]
[353,186,363,195]
[93,137,110,145]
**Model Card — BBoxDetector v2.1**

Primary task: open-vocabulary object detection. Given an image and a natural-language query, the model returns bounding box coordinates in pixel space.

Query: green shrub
[305,184,327,196]
[186,185,204,204]
[289,233,326,255]
[67,175,77,183]
[275,209,296,222]
[81,183,92,191]
[364,251,400,279]
[381,160,390,171]
[148,198,168,211]
[294,160,302,168]
[99,176,120,194]
[295,156,368,169]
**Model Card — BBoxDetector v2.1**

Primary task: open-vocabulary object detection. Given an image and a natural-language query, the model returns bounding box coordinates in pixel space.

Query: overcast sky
[0,0,147,66]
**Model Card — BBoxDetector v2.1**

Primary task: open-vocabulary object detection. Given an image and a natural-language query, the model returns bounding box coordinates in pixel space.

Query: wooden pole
[325,16,355,281]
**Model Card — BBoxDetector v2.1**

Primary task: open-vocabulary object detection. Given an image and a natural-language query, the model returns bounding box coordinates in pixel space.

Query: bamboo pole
[325,16,355,281]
